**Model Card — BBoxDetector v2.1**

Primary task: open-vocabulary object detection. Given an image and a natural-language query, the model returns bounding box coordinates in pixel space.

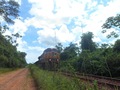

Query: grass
[0,68,15,74]
[29,65,102,90]
[0,67,21,74]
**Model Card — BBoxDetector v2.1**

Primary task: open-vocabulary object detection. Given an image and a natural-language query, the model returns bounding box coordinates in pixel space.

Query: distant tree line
[56,13,120,77]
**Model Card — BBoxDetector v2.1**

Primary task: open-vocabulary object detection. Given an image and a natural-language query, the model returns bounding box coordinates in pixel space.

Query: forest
[56,30,120,77]
[0,0,27,68]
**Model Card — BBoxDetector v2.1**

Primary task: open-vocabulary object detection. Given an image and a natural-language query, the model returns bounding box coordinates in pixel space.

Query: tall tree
[81,32,96,52]
[0,0,19,24]
[113,39,120,52]
[0,0,21,46]
[0,0,27,68]
[55,43,63,53]
[60,42,78,60]
[102,14,120,38]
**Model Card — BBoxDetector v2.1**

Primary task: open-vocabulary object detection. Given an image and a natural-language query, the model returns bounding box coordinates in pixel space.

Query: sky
[5,0,120,63]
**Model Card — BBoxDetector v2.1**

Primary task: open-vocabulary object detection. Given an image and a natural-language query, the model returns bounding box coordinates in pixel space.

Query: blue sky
[5,0,120,63]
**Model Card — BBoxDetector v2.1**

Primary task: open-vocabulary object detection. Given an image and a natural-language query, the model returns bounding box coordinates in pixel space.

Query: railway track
[61,71,120,90]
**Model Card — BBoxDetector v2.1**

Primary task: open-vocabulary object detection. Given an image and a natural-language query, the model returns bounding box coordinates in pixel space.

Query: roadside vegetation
[0,0,27,68]
[0,33,27,68]
[55,29,120,78]
[0,68,15,74]
[29,64,102,90]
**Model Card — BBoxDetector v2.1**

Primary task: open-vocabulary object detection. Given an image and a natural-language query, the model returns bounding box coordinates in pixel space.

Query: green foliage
[0,55,8,67]
[113,39,120,52]
[93,80,98,90]
[59,60,76,73]
[0,34,27,68]
[0,68,15,74]
[0,0,19,24]
[55,43,63,53]
[106,52,120,76]
[60,42,78,61]
[60,38,120,77]
[29,65,99,90]
[81,32,96,52]
[102,14,120,29]
[0,0,26,68]
[102,14,120,38]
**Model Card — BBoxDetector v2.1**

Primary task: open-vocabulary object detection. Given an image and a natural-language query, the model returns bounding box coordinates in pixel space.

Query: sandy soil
[0,68,37,90]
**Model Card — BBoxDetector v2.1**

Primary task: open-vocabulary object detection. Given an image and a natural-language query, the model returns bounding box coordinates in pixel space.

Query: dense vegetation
[0,0,27,68]
[0,34,27,68]
[29,65,101,90]
[56,31,120,77]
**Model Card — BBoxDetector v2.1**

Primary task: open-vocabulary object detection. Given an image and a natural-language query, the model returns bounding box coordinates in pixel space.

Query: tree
[0,33,27,68]
[0,0,27,68]
[102,14,120,38]
[0,0,19,24]
[0,0,19,35]
[113,39,120,52]
[101,44,109,49]
[55,43,63,53]
[0,0,21,46]
[60,42,78,60]
[81,32,96,52]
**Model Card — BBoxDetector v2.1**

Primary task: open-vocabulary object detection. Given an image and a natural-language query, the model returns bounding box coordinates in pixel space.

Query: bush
[29,65,98,90]
[0,55,8,67]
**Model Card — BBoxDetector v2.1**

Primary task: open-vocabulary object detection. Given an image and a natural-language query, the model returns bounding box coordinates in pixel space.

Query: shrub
[29,65,99,90]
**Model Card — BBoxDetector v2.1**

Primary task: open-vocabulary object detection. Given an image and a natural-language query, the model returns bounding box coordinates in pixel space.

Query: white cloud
[37,24,75,47]
[17,38,28,51]
[9,19,27,36]
[17,38,45,63]
[25,46,45,63]
[57,24,75,42]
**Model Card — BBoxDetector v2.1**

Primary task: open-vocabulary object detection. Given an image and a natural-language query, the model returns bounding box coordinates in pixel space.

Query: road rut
[0,68,37,90]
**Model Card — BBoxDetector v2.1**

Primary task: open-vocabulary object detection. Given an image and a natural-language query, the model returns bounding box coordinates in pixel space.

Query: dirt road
[0,68,37,90]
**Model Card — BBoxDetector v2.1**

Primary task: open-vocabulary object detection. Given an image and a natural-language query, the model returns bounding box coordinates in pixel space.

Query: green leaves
[0,0,19,24]
[60,43,78,60]
[113,39,120,52]
[0,55,8,67]
[0,32,26,68]
[81,32,96,52]
[102,14,120,38]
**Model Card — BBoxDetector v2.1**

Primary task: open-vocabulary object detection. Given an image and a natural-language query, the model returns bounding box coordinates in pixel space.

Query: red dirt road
[0,68,37,90]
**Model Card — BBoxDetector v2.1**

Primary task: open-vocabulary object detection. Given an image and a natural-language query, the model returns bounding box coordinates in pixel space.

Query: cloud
[25,46,45,63]
[17,38,45,63]
[37,24,75,46]
[9,19,28,36]
[26,0,90,47]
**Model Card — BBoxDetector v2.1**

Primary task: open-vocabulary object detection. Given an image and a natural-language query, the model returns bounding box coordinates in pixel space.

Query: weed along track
[0,68,37,90]
[61,71,120,90]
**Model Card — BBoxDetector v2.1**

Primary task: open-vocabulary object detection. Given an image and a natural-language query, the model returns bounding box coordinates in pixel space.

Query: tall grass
[0,68,15,74]
[29,65,102,90]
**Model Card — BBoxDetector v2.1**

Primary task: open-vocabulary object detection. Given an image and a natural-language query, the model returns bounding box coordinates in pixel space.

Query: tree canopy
[81,32,96,52]
[60,42,78,60]
[55,43,63,53]
[0,34,27,67]
[102,14,120,38]
[0,0,19,24]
